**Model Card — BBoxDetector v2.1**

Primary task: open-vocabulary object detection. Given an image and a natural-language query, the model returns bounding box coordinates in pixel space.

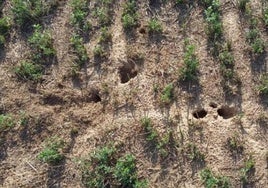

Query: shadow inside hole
[217,106,237,119]
[192,109,207,119]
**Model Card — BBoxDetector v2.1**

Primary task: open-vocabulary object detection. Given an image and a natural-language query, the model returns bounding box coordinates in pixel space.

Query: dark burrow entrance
[192,108,207,119]
[86,89,101,103]
[119,61,138,83]
[217,106,237,119]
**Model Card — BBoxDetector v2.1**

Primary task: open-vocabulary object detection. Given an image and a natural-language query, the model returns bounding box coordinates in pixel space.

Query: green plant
[82,146,148,188]
[99,27,112,43]
[258,74,268,96]
[219,43,235,81]
[121,1,138,29]
[141,117,158,141]
[187,143,205,163]
[226,134,244,153]
[82,146,115,187]
[200,168,230,188]
[264,8,268,26]
[251,38,265,54]
[93,7,111,25]
[161,83,173,104]
[114,154,148,188]
[0,17,11,46]
[240,156,255,184]
[70,0,91,32]
[11,0,58,27]
[114,154,137,186]
[14,61,43,81]
[0,114,14,132]
[180,42,199,81]
[93,44,105,57]
[38,137,64,164]
[238,0,250,12]
[148,19,163,33]
[70,34,88,68]
[204,2,222,40]
[28,24,56,64]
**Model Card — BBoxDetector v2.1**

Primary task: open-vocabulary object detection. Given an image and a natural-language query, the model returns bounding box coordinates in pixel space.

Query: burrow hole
[139,27,146,34]
[192,108,207,119]
[86,89,101,103]
[209,102,217,108]
[43,94,65,105]
[217,106,237,119]
[119,61,138,84]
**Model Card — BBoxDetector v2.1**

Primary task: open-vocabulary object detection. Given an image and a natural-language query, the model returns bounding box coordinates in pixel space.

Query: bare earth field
[0,0,267,187]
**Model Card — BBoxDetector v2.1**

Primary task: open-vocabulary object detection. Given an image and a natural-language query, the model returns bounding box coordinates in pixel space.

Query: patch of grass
[11,0,58,28]
[38,137,65,165]
[28,24,56,64]
[240,156,255,185]
[258,74,268,96]
[121,1,138,30]
[148,18,163,34]
[70,0,91,33]
[180,42,199,81]
[200,168,230,188]
[70,34,89,68]
[14,61,43,81]
[161,83,174,104]
[0,114,14,132]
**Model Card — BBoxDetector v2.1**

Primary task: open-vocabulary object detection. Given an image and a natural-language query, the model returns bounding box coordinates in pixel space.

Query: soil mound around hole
[119,61,138,83]
[217,106,237,119]
[192,108,207,119]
